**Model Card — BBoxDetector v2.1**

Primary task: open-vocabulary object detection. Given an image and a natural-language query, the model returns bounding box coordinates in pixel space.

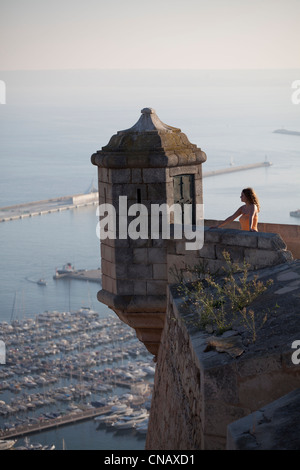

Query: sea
[0,69,299,450]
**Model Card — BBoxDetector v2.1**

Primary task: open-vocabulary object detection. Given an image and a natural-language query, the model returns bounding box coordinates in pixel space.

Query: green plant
[177,250,273,341]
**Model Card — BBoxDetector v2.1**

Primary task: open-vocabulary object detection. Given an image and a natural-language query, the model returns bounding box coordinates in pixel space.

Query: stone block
[198,243,216,259]
[111,183,126,199]
[101,244,114,263]
[257,232,287,251]
[169,165,198,177]
[202,400,248,438]
[115,247,133,264]
[129,237,152,248]
[216,244,245,263]
[203,258,226,275]
[142,168,168,183]
[101,275,117,294]
[236,352,282,378]
[152,238,168,248]
[244,248,289,267]
[153,263,168,280]
[101,259,116,279]
[227,388,300,450]
[195,179,204,197]
[148,247,167,263]
[122,312,166,329]
[147,183,167,201]
[115,263,127,278]
[98,167,110,184]
[204,228,222,244]
[116,279,135,295]
[175,240,186,255]
[202,363,239,404]
[131,168,142,183]
[119,183,147,201]
[127,264,153,280]
[133,248,148,264]
[134,281,147,295]
[220,231,258,248]
[237,371,297,411]
[167,254,187,281]
[98,182,112,200]
[147,280,167,295]
[110,168,131,184]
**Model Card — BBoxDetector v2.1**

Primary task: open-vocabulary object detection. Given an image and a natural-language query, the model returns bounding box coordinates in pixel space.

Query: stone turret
[91,108,206,356]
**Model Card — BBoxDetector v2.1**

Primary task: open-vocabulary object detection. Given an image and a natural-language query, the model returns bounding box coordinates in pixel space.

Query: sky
[0,0,300,71]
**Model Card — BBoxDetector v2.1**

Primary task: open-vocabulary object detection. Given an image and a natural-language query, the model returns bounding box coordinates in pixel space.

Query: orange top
[239,213,258,231]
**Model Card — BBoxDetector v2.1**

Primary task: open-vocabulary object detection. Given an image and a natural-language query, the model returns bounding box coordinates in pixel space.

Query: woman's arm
[248,204,257,231]
[211,206,243,228]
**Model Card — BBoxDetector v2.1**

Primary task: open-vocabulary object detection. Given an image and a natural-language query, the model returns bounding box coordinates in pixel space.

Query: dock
[0,403,138,441]
[203,160,272,178]
[0,191,99,223]
[0,406,112,440]
[53,269,102,283]
[0,391,147,440]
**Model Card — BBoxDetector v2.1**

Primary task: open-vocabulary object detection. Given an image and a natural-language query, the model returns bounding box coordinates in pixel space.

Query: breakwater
[0,191,99,222]
[202,160,272,178]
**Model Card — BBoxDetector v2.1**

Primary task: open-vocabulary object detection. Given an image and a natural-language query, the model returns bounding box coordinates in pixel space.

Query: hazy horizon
[1,0,299,71]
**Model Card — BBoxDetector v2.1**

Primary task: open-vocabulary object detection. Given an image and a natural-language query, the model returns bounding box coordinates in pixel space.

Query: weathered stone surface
[146,280,166,296]
[205,334,245,358]
[227,388,300,450]
[257,232,287,250]
[91,108,207,169]
[216,229,258,248]
[244,247,292,267]
[152,263,168,280]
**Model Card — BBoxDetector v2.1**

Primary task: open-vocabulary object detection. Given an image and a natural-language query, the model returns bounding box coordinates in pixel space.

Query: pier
[0,191,99,222]
[202,160,272,178]
[0,406,112,440]
[53,268,102,283]
[0,396,146,440]
[0,161,272,223]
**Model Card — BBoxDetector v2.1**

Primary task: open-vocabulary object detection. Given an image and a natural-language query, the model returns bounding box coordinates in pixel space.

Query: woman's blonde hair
[242,187,260,212]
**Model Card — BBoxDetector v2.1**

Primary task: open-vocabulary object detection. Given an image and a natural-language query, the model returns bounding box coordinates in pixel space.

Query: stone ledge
[97,289,166,312]
[227,388,300,450]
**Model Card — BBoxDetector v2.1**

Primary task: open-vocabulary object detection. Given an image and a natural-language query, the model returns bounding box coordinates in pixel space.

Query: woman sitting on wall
[210,187,260,232]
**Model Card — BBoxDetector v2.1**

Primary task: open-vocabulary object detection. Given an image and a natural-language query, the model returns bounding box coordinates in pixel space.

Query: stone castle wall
[167,227,293,283]
[205,219,300,260]
[146,255,300,450]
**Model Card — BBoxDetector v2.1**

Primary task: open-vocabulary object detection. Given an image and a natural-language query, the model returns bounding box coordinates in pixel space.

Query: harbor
[0,309,154,449]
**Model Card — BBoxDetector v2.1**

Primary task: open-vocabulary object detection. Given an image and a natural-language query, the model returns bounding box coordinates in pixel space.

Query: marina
[0,309,154,448]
